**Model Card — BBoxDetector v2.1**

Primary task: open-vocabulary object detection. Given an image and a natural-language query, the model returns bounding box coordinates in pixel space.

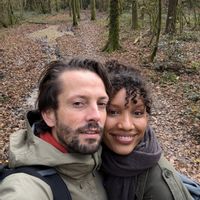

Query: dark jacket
[135,155,192,200]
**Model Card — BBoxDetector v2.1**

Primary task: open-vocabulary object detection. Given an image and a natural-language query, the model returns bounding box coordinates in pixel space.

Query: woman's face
[103,88,148,155]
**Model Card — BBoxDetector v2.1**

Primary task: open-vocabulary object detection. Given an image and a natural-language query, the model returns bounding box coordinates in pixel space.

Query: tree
[189,0,200,29]
[68,0,72,16]
[100,0,110,12]
[131,0,138,29]
[76,0,80,19]
[72,0,78,26]
[7,0,15,25]
[24,0,36,11]
[165,0,178,34]
[150,0,162,62]
[82,0,90,9]
[47,0,52,13]
[103,0,121,52]
[91,0,96,20]
[55,0,59,12]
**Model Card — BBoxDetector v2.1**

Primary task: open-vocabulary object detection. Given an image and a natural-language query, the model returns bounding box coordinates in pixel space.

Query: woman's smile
[109,132,138,144]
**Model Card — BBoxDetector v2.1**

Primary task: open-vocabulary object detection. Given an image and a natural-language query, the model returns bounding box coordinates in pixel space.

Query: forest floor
[0,11,199,182]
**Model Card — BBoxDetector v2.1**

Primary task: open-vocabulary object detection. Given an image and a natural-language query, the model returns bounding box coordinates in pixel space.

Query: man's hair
[37,58,111,113]
[105,60,152,114]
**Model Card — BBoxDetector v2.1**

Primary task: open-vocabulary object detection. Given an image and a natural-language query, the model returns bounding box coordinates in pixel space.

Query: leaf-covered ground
[0,12,199,182]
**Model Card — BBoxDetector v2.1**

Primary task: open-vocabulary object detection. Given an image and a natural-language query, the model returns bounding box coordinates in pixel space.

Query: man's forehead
[58,70,108,99]
[60,69,100,81]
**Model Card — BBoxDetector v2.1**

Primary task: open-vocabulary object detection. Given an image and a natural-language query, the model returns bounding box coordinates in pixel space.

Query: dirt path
[0,13,199,182]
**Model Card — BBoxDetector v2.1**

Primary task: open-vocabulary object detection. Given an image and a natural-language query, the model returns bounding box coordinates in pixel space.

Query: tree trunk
[7,0,15,25]
[55,0,59,12]
[165,0,178,34]
[105,0,110,12]
[91,0,96,20]
[119,0,123,14]
[68,0,72,16]
[103,0,121,52]
[150,0,161,62]
[24,0,36,11]
[82,0,89,9]
[47,0,52,13]
[98,0,103,11]
[131,0,138,29]
[76,0,80,19]
[80,0,82,9]
[72,0,78,26]
[191,0,199,29]
[178,0,184,34]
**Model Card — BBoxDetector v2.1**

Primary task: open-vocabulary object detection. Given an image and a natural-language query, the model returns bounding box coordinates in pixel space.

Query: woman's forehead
[111,88,145,106]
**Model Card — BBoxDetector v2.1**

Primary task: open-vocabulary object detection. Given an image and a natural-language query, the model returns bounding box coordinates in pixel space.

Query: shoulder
[9,129,27,142]
[0,172,53,200]
[142,155,193,200]
[142,161,174,200]
[157,156,193,199]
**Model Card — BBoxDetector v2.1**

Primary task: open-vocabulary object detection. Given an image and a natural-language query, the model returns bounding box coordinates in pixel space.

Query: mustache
[77,121,103,134]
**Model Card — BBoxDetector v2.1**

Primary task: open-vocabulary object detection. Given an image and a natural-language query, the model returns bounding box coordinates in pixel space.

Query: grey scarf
[101,126,162,200]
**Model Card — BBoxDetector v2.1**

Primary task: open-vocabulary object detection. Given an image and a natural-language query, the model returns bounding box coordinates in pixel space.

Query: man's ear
[42,109,56,127]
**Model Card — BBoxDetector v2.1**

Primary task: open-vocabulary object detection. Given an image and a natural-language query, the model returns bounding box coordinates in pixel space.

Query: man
[0,58,111,200]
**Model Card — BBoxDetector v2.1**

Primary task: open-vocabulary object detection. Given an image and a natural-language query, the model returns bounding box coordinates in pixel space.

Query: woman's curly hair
[105,60,152,114]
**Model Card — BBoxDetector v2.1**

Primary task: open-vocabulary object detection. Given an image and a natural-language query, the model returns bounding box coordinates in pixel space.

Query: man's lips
[80,129,100,134]
[80,131,101,140]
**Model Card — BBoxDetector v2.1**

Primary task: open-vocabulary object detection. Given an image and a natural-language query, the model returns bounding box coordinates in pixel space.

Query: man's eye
[98,102,108,108]
[73,102,84,107]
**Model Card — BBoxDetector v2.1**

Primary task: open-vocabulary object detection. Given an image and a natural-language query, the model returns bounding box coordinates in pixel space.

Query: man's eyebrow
[99,96,109,100]
[69,95,109,100]
[99,97,109,103]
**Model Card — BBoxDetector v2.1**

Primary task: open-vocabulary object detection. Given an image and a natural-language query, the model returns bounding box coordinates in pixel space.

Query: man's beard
[56,121,103,154]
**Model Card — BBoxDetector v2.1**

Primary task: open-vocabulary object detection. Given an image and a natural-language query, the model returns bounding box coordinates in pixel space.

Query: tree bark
[68,0,72,16]
[72,0,78,26]
[91,0,96,20]
[150,0,162,62]
[103,0,121,52]
[55,0,59,12]
[7,0,15,25]
[76,0,80,19]
[131,0,138,29]
[165,0,178,34]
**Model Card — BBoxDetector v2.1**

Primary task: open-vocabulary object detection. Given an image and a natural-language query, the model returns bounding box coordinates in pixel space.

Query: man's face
[43,70,109,154]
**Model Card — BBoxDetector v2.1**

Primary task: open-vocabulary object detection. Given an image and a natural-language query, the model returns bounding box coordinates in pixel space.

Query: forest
[0,0,199,183]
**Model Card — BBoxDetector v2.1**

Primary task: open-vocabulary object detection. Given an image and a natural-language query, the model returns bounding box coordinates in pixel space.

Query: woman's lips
[110,133,137,144]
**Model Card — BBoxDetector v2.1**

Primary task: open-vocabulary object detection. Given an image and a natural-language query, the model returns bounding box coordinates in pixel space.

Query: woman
[101,60,193,200]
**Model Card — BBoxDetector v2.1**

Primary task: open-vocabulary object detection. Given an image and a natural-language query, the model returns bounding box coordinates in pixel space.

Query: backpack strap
[0,165,72,200]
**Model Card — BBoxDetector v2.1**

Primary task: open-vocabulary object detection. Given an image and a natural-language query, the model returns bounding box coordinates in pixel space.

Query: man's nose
[86,104,101,122]
[118,114,134,131]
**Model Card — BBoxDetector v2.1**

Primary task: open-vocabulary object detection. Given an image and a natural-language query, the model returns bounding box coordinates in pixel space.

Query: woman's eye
[133,111,145,117]
[107,109,119,116]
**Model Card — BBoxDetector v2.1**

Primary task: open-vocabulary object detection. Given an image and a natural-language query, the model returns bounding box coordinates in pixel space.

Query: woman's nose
[117,114,134,131]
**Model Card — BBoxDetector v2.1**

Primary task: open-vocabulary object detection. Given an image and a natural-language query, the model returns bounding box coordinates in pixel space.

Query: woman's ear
[42,109,56,127]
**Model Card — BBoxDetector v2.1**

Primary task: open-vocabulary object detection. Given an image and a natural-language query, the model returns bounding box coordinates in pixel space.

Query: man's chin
[77,142,101,154]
